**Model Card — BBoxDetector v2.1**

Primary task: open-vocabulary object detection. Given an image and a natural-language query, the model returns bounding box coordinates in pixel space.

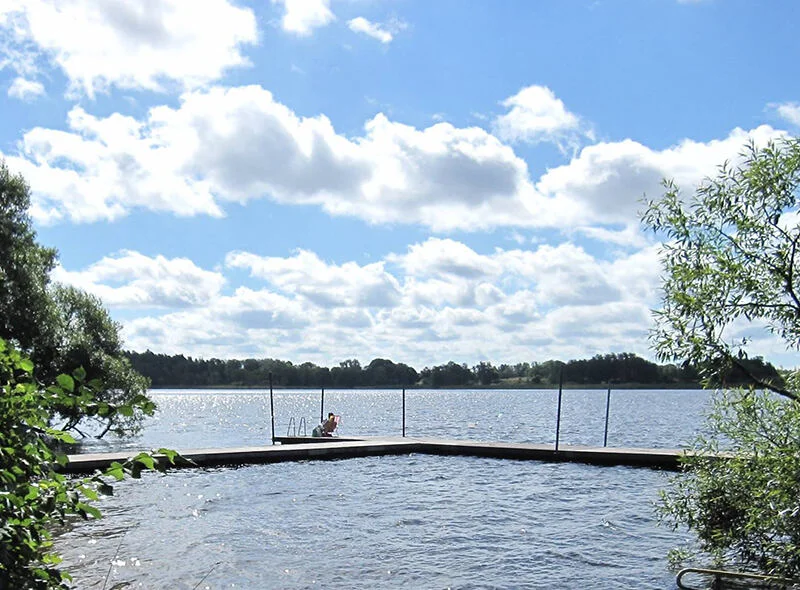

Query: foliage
[126,349,763,389]
[0,161,58,357]
[642,138,800,400]
[645,138,800,576]
[419,361,474,387]
[0,339,178,589]
[0,159,153,436]
[42,286,153,437]
[659,389,800,577]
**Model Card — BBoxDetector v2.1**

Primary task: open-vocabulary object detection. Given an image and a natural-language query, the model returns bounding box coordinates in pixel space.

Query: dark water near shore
[57,389,709,588]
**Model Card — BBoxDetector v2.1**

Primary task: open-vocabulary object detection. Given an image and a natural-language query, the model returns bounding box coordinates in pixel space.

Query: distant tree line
[125,350,784,389]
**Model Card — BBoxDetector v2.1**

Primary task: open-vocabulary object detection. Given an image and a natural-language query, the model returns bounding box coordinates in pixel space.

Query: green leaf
[105,462,125,481]
[78,485,98,501]
[19,358,34,373]
[55,374,74,393]
[72,366,86,381]
[46,429,76,445]
[134,453,155,470]
[76,502,101,520]
[157,448,178,464]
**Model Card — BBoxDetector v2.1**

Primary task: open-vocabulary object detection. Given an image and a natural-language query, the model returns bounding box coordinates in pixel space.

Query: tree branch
[728,356,798,402]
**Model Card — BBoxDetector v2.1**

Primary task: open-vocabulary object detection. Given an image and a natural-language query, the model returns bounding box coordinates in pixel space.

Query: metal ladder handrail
[286,416,309,437]
[677,567,800,589]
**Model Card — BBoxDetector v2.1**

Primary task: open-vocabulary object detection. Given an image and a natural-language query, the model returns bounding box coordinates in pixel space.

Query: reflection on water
[60,389,707,588]
[79,388,710,453]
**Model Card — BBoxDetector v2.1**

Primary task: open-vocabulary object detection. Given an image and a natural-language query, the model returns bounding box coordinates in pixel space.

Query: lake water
[57,388,710,589]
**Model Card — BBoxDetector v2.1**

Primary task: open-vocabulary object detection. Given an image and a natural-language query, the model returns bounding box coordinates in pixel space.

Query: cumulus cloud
[348,17,393,43]
[274,0,334,36]
[5,106,224,223]
[395,238,498,279]
[3,83,782,234]
[52,250,226,308]
[0,0,257,96]
[771,102,800,127]
[493,85,591,151]
[537,125,786,225]
[391,237,655,310]
[216,287,312,330]
[6,85,543,230]
[7,76,44,100]
[226,249,402,308]
[62,238,664,365]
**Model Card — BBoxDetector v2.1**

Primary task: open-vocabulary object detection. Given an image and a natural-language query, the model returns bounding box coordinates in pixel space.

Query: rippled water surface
[58,389,708,588]
[80,388,710,453]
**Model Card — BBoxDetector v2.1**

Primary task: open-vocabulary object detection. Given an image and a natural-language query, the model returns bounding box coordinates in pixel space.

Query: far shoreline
[147,382,705,391]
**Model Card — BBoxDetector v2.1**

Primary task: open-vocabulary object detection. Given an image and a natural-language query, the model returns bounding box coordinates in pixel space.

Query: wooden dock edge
[61,436,692,474]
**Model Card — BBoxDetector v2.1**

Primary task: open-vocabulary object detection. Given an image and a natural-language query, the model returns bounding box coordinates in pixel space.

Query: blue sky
[2,0,799,368]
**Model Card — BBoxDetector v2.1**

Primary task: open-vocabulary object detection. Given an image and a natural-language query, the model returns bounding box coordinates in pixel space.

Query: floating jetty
[62,436,689,474]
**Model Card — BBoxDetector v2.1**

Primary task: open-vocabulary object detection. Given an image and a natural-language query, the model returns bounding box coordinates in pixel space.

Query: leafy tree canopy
[645,138,800,577]
[642,139,800,399]
[0,160,152,436]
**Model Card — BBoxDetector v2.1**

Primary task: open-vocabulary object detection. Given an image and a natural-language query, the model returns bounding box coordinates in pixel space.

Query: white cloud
[274,0,334,36]
[216,287,312,330]
[4,83,783,235]
[574,224,648,248]
[62,238,666,365]
[493,85,590,150]
[396,238,498,279]
[537,125,786,226]
[226,249,402,308]
[4,106,224,223]
[7,76,44,100]
[52,250,226,308]
[543,301,651,342]
[1,0,257,96]
[391,237,650,309]
[6,85,543,230]
[348,17,393,44]
[494,243,622,306]
[771,102,800,127]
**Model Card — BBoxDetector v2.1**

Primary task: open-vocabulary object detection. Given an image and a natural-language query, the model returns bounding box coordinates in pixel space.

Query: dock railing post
[603,382,612,448]
[320,387,325,424]
[269,372,275,444]
[555,367,563,451]
[402,387,406,437]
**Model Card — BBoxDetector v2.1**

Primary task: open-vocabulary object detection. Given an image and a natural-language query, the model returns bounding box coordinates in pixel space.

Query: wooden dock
[62,436,689,474]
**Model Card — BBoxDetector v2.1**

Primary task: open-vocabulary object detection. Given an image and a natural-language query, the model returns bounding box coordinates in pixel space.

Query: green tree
[473,361,499,385]
[0,339,177,589]
[643,138,800,576]
[642,139,800,399]
[0,160,152,437]
[659,390,800,577]
[0,161,58,358]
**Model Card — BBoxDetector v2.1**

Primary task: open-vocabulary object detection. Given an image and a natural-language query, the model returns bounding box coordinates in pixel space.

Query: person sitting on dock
[322,412,339,437]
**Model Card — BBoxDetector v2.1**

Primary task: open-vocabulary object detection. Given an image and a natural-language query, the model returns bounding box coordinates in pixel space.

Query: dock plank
[62,436,690,473]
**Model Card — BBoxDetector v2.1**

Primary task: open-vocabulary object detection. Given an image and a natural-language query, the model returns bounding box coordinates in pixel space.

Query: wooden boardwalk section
[62,436,689,474]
